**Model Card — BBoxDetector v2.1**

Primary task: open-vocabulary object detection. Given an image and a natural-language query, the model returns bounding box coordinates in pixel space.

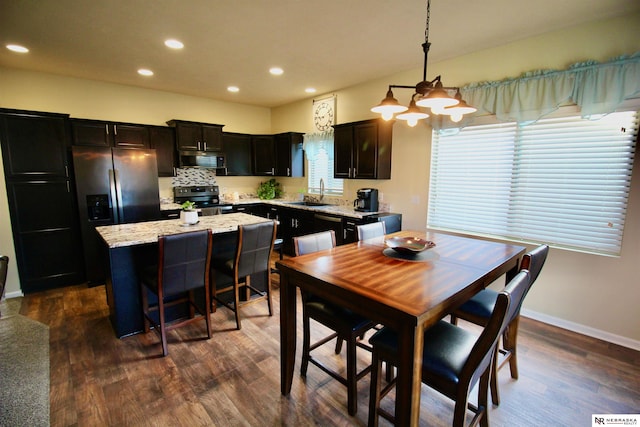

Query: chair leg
[504,317,520,379]
[265,272,273,316]
[346,335,358,415]
[335,338,344,354]
[490,343,500,405]
[233,280,242,330]
[478,368,491,427]
[158,295,169,357]
[301,309,311,377]
[203,278,212,339]
[368,352,382,427]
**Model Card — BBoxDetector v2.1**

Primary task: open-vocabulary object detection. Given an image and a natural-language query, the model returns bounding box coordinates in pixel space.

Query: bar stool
[139,229,213,357]
[210,220,277,330]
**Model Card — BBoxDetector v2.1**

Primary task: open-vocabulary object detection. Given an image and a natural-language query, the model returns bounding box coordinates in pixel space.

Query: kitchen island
[96,213,272,337]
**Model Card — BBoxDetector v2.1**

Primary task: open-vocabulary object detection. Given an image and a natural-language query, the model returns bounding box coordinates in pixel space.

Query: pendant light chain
[424,0,430,44]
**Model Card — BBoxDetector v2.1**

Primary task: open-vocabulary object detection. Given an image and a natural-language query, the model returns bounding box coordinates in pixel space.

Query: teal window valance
[458,52,640,124]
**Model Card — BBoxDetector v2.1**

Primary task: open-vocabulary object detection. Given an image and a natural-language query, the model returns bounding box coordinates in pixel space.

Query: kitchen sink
[285,201,330,207]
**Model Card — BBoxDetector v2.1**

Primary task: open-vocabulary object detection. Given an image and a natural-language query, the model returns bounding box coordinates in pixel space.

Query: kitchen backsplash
[171,168,217,186]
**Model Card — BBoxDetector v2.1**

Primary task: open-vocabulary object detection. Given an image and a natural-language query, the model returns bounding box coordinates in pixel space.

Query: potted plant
[180,201,199,224]
[257,178,282,200]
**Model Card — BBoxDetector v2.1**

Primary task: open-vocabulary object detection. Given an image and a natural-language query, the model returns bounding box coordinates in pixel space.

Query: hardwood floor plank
[15,255,640,426]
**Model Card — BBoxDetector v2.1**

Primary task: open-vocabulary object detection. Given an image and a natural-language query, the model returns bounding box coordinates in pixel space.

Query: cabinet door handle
[113,124,117,135]
[287,167,290,176]
[203,142,207,151]
[105,124,109,135]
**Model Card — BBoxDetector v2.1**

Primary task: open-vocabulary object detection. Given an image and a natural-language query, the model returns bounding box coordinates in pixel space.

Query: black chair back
[235,221,277,279]
[463,270,531,387]
[159,230,211,296]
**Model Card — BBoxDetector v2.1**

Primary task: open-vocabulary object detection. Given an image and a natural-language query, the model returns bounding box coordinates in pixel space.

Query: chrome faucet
[319,178,325,201]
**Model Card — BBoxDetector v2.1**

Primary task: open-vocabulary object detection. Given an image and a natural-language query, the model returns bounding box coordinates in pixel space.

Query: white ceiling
[1,0,638,108]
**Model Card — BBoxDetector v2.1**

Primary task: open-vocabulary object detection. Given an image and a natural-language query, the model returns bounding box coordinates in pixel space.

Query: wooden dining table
[276,230,526,426]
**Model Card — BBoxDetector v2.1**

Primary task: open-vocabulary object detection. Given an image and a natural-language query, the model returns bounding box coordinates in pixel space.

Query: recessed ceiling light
[138,68,154,76]
[269,67,284,76]
[227,86,239,93]
[305,88,317,94]
[164,39,184,49]
[6,44,29,53]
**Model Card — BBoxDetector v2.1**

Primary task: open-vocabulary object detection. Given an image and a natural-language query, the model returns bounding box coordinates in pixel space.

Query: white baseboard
[3,290,25,299]
[522,308,640,352]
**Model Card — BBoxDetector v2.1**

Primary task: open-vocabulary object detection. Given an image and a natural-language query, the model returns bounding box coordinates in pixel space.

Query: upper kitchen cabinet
[149,126,176,177]
[222,132,252,176]
[0,109,69,179]
[274,132,304,177]
[167,119,224,152]
[252,134,276,176]
[333,118,393,179]
[252,132,304,177]
[71,119,150,148]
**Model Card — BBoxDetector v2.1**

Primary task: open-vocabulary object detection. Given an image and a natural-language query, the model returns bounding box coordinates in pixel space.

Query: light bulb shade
[440,92,477,121]
[371,89,408,119]
[395,99,429,126]
[415,82,459,110]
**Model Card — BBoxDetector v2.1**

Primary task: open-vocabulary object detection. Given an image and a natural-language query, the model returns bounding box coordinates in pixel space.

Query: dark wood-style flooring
[18,256,640,426]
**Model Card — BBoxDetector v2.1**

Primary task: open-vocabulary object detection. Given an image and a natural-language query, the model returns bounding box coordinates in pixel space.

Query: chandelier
[371,0,476,126]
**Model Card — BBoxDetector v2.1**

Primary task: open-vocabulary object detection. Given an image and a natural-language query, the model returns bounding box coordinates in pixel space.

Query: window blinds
[428,111,638,256]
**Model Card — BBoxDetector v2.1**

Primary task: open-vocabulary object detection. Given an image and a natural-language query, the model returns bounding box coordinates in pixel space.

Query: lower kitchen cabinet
[343,213,402,244]
[279,207,314,255]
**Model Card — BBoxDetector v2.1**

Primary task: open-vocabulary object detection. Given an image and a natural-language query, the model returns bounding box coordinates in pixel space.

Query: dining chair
[294,230,378,416]
[368,269,531,427]
[139,229,213,357]
[450,244,549,405]
[210,220,277,330]
[356,222,386,241]
[0,255,8,318]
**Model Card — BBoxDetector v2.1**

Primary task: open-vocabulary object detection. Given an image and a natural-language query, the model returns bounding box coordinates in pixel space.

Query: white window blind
[428,111,638,256]
[306,137,343,195]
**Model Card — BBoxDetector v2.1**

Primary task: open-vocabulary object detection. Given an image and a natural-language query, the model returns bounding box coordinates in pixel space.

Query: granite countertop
[160,198,390,219]
[96,212,272,248]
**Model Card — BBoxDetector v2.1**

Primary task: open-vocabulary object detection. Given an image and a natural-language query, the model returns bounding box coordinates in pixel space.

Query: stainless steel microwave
[178,151,225,169]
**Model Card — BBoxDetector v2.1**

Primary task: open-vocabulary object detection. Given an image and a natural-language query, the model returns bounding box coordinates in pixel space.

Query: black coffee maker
[354,188,379,212]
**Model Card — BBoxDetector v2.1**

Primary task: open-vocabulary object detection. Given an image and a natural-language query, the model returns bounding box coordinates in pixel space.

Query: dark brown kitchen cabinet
[167,120,224,152]
[277,207,314,255]
[71,119,150,148]
[252,132,304,177]
[0,109,85,293]
[222,132,252,176]
[252,135,276,175]
[149,126,176,177]
[275,132,304,177]
[333,118,393,179]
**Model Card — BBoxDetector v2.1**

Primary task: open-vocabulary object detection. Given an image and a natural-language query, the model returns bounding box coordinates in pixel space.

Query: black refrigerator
[72,146,161,284]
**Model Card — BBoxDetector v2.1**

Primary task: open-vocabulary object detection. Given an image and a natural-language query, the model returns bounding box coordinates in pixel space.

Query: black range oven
[173,185,220,208]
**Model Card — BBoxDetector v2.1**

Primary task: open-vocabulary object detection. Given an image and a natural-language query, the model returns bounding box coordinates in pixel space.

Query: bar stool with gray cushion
[139,229,213,357]
[356,222,386,241]
[450,244,549,405]
[210,220,277,330]
[368,270,531,427]
[294,230,377,416]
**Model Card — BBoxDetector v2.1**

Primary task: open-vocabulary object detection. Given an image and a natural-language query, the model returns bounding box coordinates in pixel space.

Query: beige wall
[272,12,640,348]
[1,13,639,347]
